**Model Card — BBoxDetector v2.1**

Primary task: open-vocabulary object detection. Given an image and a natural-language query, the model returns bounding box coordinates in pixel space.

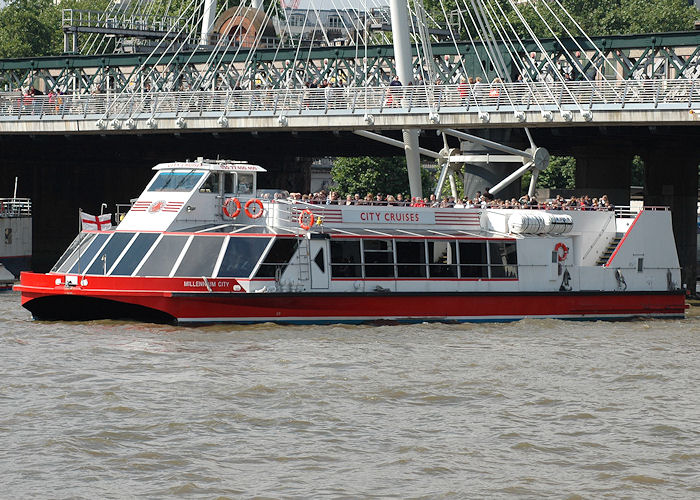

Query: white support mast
[389,0,423,199]
[200,0,218,46]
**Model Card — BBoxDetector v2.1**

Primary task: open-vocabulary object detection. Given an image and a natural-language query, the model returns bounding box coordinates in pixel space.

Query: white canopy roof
[154,159,266,173]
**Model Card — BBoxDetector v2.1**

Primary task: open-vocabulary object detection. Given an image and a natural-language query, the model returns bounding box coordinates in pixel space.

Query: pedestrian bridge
[1,79,698,135]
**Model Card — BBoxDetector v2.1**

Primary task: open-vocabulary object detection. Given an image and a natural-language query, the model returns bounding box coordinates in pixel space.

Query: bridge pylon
[390,0,423,200]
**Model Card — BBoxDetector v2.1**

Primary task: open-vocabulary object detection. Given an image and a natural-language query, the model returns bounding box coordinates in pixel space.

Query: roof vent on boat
[509,212,573,235]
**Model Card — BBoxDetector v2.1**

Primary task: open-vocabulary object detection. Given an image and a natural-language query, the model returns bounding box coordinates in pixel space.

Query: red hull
[17,272,687,324]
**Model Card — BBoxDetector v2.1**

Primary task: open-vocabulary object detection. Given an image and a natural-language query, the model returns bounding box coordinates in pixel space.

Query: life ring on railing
[298,209,314,230]
[222,197,241,218]
[555,242,569,262]
[244,198,264,219]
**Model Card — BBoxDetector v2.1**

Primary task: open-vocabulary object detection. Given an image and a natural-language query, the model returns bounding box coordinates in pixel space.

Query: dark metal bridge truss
[1,32,699,93]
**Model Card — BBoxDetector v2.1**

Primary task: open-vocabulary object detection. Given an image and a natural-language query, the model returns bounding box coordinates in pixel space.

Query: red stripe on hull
[17,272,686,324]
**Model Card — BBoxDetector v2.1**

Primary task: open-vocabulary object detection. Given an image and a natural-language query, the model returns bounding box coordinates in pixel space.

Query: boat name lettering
[359,211,421,223]
[183,280,230,288]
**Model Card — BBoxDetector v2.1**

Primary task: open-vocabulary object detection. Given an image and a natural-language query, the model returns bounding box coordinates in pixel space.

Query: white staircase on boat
[597,233,624,266]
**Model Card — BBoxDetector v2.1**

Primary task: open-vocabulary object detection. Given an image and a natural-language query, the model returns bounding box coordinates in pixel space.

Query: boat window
[148,171,203,192]
[255,238,300,278]
[174,236,225,277]
[137,235,188,276]
[237,173,254,195]
[314,248,325,273]
[53,232,95,272]
[111,233,159,276]
[458,241,488,278]
[396,241,426,278]
[199,173,220,193]
[86,232,135,275]
[224,173,235,194]
[218,237,271,277]
[363,239,395,278]
[66,233,110,274]
[489,241,518,278]
[330,240,362,278]
[428,240,457,278]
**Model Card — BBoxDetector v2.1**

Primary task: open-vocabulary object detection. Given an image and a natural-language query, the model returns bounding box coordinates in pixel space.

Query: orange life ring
[298,209,314,230]
[244,198,264,219]
[554,242,569,262]
[222,197,241,218]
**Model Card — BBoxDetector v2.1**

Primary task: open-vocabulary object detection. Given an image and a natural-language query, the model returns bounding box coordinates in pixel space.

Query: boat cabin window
[199,173,220,193]
[330,240,362,277]
[53,232,95,272]
[363,239,395,278]
[174,236,225,277]
[63,233,110,274]
[137,235,188,276]
[428,241,457,278]
[148,171,204,192]
[217,237,271,277]
[224,173,235,194]
[326,238,517,281]
[86,232,135,275]
[237,173,254,195]
[314,248,325,272]
[111,233,159,276]
[255,238,299,278]
[489,241,518,278]
[459,241,489,278]
[396,241,426,278]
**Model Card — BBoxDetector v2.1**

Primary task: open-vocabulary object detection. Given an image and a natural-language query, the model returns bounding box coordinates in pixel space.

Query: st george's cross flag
[81,211,112,231]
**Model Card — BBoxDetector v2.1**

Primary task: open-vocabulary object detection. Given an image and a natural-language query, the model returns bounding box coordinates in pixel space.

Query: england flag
[81,211,112,231]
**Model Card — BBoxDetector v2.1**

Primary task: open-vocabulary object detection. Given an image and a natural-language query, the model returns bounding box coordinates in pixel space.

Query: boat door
[309,235,329,289]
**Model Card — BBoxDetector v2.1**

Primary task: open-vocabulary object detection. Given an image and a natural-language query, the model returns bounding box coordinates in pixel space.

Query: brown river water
[1,290,698,498]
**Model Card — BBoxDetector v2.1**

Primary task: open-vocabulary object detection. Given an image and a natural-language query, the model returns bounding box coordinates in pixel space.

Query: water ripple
[0,292,699,498]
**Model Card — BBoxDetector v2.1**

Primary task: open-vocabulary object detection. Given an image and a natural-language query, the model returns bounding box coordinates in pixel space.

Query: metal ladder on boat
[596,233,624,266]
[297,237,311,283]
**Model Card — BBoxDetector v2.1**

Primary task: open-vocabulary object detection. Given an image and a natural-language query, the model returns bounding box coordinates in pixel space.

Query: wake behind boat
[17,158,686,324]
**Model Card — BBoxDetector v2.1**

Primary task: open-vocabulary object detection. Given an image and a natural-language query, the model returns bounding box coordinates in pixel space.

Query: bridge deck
[1,80,698,133]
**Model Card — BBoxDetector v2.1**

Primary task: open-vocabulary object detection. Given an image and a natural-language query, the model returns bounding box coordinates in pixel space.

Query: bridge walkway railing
[0,80,698,123]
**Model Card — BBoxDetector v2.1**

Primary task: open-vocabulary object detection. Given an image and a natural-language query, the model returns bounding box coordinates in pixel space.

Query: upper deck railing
[1,80,698,127]
[0,198,32,217]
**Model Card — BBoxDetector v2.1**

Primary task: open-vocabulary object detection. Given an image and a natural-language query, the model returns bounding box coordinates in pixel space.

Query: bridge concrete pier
[644,147,699,296]
[573,148,632,207]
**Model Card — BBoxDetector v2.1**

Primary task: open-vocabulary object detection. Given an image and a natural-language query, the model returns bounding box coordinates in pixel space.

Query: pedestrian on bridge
[388,75,402,107]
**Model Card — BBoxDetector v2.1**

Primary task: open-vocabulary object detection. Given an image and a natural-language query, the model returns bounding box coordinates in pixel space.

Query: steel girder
[1,31,699,92]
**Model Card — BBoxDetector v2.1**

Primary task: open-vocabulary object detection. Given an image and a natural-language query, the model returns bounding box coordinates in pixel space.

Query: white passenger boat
[17,159,686,323]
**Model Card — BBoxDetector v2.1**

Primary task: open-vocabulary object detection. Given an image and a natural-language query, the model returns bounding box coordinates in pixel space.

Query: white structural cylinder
[402,130,422,199]
[448,173,458,200]
[251,0,263,8]
[200,0,218,46]
[389,0,412,84]
[390,0,422,199]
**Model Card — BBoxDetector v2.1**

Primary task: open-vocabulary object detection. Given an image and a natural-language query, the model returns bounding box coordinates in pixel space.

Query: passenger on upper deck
[326,191,340,204]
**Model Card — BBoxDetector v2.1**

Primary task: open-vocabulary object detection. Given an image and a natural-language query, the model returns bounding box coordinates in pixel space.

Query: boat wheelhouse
[17,159,686,324]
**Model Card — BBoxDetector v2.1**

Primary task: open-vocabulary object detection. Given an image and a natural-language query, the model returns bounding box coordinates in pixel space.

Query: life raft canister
[298,209,314,230]
[555,242,569,262]
[222,197,241,218]
[244,198,264,219]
